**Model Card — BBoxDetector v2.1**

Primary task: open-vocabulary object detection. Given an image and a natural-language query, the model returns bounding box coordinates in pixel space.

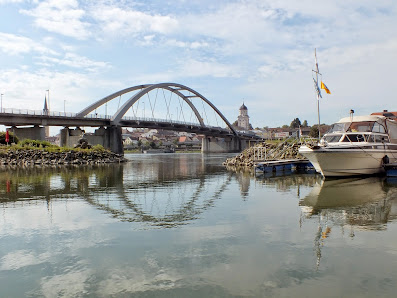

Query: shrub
[92,144,108,152]
[19,139,55,148]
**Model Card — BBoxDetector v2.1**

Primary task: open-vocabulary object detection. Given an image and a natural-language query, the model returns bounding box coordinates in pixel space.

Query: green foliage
[92,144,107,152]
[0,141,110,154]
[0,131,19,144]
[290,118,301,129]
[19,139,55,148]
[309,126,319,138]
[302,120,308,127]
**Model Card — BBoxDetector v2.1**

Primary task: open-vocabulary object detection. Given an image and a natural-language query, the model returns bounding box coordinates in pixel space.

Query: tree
[302,120,308,127]
[309,126,319,138]
[0,131,19,144]
[290,118,301,129]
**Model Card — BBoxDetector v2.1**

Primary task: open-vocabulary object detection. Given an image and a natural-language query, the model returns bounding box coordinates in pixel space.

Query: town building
[237,103,250,131]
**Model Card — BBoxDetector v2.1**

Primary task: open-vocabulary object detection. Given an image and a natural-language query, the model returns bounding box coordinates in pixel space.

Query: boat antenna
[312,48,322,140]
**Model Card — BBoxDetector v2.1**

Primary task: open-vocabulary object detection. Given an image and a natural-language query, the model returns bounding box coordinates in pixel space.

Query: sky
[1,0,397,132]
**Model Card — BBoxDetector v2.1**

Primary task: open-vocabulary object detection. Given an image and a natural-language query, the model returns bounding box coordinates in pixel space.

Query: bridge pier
[9,125,46,142]
[60,126,124,154]
[201,136,248,153]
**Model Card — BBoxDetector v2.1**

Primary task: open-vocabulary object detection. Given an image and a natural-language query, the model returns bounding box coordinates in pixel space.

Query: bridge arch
[77,83,238,136]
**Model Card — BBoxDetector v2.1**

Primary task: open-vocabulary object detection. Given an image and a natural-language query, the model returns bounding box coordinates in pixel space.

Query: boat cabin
[321,115,397,145]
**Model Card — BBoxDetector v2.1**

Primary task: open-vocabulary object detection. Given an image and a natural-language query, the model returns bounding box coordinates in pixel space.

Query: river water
[1,153,397,297]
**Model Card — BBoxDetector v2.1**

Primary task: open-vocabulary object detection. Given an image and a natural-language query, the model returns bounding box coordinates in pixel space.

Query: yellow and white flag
[321,81,331,94]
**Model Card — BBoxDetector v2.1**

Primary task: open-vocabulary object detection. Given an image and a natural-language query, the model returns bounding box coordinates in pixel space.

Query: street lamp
[64,100,66,114]
[1,93,3,113]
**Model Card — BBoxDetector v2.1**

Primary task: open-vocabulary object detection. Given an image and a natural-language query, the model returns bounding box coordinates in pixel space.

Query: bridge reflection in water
[2,162,397,230]
[2,155,397,296]
[0,154,237,227]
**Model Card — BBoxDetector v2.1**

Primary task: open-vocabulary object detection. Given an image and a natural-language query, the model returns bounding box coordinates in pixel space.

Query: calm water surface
[1,153,397,297]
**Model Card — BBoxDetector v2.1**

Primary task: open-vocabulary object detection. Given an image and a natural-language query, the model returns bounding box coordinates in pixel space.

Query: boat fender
[382,155,390,165]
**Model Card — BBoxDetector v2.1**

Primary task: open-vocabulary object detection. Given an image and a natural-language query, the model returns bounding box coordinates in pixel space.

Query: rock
[0,147,128,166]
[223,140,307,169]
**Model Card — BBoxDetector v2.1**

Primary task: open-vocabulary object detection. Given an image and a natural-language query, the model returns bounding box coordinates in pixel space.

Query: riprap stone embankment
[223,141,306,169]
[0,149,127,166]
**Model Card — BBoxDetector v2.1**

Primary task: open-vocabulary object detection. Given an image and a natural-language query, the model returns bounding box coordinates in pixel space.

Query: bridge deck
[0,109,262,139]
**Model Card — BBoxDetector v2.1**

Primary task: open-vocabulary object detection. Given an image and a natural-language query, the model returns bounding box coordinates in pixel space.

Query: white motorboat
[299,112,397,177]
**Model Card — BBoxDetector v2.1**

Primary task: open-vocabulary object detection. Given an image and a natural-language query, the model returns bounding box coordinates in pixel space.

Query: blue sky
[1,0,397,131]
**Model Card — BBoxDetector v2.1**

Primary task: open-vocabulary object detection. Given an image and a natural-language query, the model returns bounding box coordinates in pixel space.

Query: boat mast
[313,49,322,139]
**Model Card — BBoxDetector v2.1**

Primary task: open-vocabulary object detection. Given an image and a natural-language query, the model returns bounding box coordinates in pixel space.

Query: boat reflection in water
[300,177,397,227]
[300,177,397,267]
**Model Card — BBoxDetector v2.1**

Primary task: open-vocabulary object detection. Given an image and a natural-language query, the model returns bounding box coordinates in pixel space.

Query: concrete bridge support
[9,125,46,142]
[60,126,124,154]
[201,136,248,153]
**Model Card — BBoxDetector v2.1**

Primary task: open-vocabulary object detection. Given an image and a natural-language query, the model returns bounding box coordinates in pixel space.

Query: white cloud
[91,5,178,37]
[0,68,119,112]
[165,39,209,49]
[38,52,110,72]
[0,0,24,3]
[20,0,90,39]
[1,0,397,128]
[0,32,57,55]
[178,58,241,78]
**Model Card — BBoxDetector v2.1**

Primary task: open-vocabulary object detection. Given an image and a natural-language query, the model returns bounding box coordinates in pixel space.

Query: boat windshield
[348,121,386,133]
[329,121,387,133]
[328,123,350,133]
[322,134,342,142]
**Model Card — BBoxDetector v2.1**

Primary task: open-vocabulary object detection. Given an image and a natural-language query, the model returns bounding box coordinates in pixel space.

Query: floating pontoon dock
[255,159,313,174]
[385,163,397,177]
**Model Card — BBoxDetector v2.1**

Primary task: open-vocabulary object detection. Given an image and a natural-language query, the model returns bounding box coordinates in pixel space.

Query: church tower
[237,103,250,130]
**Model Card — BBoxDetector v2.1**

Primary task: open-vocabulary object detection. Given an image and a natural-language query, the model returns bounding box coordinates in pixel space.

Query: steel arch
[77,83,238,136]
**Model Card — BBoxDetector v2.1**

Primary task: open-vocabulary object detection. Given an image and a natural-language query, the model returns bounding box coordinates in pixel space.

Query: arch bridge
[1,83,261,153]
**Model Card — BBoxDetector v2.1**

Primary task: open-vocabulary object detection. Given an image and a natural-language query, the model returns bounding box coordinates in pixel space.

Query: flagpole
[317,93,321,139]
[314,49,321,140]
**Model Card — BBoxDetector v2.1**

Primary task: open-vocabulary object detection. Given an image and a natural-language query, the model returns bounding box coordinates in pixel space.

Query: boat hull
[299,145,397,177]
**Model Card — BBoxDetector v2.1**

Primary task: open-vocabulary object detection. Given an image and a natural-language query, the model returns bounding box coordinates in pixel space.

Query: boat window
[372,122,386,133]
[367,135,374,143]
[348,121,374,132]
[323,135,342,142]
[341,134,366,142]
[328,123,349,133]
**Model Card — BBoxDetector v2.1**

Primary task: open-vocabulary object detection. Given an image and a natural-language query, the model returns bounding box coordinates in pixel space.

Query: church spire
[43,95,49,115]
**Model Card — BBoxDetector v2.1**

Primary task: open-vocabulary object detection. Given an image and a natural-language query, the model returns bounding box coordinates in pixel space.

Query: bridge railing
[1,108,78,118]
[1,108,232,131]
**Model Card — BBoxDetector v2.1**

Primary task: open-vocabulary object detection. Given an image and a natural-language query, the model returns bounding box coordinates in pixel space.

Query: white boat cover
[335,114,397,143]
[336,115,386,123]
[386,119,397,143]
